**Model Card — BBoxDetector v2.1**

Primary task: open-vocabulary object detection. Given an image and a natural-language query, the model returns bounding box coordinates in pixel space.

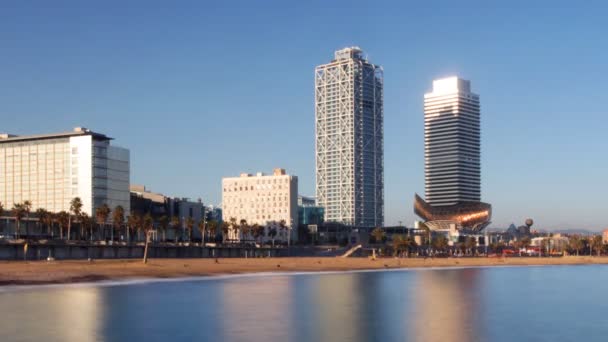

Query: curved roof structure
[414,194,492,232]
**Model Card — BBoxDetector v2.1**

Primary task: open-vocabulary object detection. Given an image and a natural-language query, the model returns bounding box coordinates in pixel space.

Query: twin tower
[315,47,490,230]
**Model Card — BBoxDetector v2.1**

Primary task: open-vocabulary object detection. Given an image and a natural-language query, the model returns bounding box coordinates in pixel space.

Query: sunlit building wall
[0,127,130,216]
[424,77,481,206]
[222,168,298,242]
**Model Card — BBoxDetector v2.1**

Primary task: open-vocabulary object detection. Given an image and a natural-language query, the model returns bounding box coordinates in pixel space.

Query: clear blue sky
[2,1,607,230]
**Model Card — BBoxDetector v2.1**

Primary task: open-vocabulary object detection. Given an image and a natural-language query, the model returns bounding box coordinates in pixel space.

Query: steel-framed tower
[424,77,481,206]
[315,47,384,228]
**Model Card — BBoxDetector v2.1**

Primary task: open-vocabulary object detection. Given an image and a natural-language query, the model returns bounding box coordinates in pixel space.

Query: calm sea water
[1,265,607,342]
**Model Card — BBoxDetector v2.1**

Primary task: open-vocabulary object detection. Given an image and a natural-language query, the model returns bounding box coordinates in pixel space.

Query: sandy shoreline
[1,256,607,286]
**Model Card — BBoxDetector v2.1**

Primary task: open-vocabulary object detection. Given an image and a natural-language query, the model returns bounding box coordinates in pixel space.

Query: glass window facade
[0,131,130,216]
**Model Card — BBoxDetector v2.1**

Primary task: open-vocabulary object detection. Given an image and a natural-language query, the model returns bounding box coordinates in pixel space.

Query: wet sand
[1,256,607,286]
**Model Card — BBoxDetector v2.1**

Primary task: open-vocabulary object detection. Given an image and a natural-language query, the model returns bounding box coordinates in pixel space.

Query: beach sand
[1,256,608,286]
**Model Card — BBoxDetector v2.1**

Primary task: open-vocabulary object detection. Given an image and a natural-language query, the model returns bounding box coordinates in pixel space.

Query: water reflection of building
[220,277,293,341]
[409,269,484,342]
[313,274,364,341]
[0,287,103,342]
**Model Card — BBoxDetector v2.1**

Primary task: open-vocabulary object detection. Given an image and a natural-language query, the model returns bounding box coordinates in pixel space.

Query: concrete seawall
[0,242,286,260]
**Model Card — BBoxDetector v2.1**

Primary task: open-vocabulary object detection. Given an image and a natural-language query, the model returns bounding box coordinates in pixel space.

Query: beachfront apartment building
[222,168,298,243]
[0,127,130,217]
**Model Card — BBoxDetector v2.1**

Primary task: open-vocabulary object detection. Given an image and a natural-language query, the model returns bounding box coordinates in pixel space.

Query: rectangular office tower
[315,47,384,227]
[424,77,481,206]
[0,127,130,216]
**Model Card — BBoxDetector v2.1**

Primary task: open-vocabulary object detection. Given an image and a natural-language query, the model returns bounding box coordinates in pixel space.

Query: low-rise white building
[531,235,570,252]
[0,127,130,216]
[222,168,298,243]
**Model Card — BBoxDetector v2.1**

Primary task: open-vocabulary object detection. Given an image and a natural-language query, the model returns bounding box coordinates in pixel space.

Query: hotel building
[424,77,481,206]
[0,127,130,216]
[315,47,384,228]
[222,168,298,242]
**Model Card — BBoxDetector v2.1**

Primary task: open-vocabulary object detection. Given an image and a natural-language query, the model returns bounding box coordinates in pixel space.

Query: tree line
[369,227,607,257]
[0,198,293,246]
[0,198,218,243]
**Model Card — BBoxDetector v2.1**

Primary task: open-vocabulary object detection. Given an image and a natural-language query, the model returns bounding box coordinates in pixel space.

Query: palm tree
[12,203,26,239]
[23,200,32,238]
[228,217,238,242]
[112,205,125,242]
[44,212,56,238]
[268,226,278,247]
[95,204,110,241]
[185,217,195,242]
[521,236,531,254]
[127,214,142,242]
[0,201,4,235]
[591,235,603,256]
[392,234,409,256]
[540,239,549,256]
[405,236,417,257]
[279,219,288,243]
[581,237,591,256]
[220,221,230,243]
[35,208,47,237]
[0,201,3,228]
[68,197,83,241]
[465,236,477,256]
[240,219,249,241]
[570,235,583,256]
[432,235,449,253]
[251,223,262,244]
[79,212,93,241]
[142,213,154,263]
[207,220,218,243]
[197,219,206,244]
[158,215,169,242]
[371,227,386,244]
[56,211,70,240]
[170,216,180,242]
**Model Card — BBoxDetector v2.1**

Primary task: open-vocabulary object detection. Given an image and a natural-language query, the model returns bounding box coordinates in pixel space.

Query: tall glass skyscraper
[424,77,481,206]
[315,47,384,227]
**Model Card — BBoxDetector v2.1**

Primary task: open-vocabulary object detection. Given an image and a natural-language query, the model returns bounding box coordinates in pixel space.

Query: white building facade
[424,77,481,206]
[315,47,384,228]
[0,127,130,216]
[222,168,298,242]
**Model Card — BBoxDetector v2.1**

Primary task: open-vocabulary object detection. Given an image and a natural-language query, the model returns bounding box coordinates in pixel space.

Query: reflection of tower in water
[220,276,292,341]
[313,273,363,341]
[0,287,104,342]
[408,269,484,342]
